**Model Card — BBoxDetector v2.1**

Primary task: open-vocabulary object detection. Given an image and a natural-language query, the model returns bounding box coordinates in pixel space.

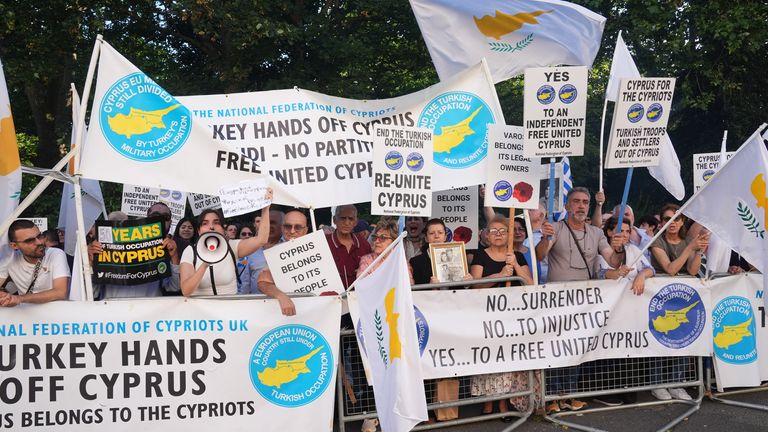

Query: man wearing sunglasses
[0,219,69,307]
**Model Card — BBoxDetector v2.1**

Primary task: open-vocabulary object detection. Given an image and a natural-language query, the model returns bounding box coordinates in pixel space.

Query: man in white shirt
[0,219,69,307]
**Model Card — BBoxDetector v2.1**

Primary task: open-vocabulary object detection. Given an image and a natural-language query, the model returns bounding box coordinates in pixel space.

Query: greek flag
[553,157,572,221]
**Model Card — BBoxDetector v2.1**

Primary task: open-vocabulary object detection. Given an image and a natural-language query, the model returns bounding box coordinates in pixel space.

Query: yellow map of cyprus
[652,301,700,334]
[433,106,482,154]
[107,104,181,138]
[256,346,324,388]
[714,317,753,349]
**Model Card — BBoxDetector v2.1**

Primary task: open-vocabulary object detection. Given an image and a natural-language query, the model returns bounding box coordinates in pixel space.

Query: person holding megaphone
[180,189,273,296]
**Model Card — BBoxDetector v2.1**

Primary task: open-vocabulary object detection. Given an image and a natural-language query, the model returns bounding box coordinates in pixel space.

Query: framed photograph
[430,242,468,283]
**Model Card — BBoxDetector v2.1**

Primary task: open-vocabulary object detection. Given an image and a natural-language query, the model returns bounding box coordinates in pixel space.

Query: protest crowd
[1,1,767,432]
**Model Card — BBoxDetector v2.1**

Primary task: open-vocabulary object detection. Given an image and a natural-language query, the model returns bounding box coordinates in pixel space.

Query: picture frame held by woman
[429,242,468,283]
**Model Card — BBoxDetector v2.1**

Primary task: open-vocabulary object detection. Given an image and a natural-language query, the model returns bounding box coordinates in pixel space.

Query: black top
[410,252,433,285]
[472,248,527,287]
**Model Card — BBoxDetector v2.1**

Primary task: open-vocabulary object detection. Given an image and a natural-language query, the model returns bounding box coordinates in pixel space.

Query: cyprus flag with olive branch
[352,239,428,432]
[0,58,21,267]
[682,126,768,303]
[410,0,606,82]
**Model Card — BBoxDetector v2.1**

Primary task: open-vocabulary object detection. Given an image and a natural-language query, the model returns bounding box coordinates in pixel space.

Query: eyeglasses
[661,216,679,223]
[240,232,253,237]
[372,234,393,242]
[336,216,356,222]
[13,233,45,245]
[488,228,508,236]
[148,212,172,221]
[283,224,306,232]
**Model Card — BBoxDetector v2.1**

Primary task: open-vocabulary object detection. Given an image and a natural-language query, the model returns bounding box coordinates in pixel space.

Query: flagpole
[72,35,104,302]
[347,232,406,292]
[598,97,609,191]
[547,158,556,238]
[615,167,634,230]
[628,126,766,269]
[309,206,316,232]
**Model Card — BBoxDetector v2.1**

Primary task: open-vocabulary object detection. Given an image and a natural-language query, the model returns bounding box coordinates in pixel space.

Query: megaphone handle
[209,266,218,296]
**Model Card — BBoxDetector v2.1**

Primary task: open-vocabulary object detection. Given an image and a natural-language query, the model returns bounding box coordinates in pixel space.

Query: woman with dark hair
[598,216,654,294]
[173,217,196,255]
[650,204,708,276]
[470,215,534,416]
[238,224,255,239]
[409,218,472,285]
[180,191,272,296]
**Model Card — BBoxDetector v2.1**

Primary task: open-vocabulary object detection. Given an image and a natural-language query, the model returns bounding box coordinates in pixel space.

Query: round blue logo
[558,84,577,104]
[493,180,513,201]
[249,325,333,407]
[646,103,663,122]
[536,85,556,105]
[702,169,715,182]
[357,305,429,357]
[171,191,182,200]
[445,226,453,242]
[627,103,644,123]
[406,152,424,172]
[385,151,403,170]
[418,91,494,169]
[159,189,170,198]
[712,296,757,364]
[100,73,191,162]
[648,282,706,349]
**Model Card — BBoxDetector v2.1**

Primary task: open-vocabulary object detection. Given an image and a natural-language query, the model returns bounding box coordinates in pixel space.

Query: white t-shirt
[597,243,654,281]
[0,248,71,295]
[180,239,241,296]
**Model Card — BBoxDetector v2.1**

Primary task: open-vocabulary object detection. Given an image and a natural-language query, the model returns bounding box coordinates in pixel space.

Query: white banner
[710,273,768,390]
[80,42,503,208]
[523,66,587,158]
[431,186,479,250]
[351,277,712,379]
[0,296,341,431]
[218,179,271,218]
[121,184,187,233]
[485,125,540,209]
[371,125,433,216]
[692,151,734,192]
[606,77,675,168]
[263,230,344,295]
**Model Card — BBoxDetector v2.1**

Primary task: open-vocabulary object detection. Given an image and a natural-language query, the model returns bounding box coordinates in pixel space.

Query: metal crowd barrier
[336,276,535,432]
[543,357,704,432]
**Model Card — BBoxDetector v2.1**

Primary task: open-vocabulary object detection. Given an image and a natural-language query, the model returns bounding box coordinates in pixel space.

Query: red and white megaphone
[194,231,229,264]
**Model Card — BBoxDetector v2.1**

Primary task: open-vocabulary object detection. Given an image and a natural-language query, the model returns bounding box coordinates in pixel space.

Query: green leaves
[375,309,388,366]
[737,201,765,238]
[488,34,533,53]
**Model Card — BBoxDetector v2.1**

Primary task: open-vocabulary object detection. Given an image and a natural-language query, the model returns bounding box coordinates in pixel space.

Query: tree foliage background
[1,0,766,225]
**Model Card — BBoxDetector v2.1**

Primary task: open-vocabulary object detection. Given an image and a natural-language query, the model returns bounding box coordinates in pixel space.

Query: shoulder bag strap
[564,222,593,280]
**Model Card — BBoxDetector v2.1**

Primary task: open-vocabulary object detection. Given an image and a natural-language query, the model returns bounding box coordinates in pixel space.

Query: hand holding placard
[218,179,272,218]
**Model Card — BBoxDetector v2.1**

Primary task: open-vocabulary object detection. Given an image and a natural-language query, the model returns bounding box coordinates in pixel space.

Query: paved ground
[341,388,768,432]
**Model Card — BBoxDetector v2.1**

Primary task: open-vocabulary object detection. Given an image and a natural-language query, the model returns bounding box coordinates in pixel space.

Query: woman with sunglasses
[470,215,534,417]
[356,220,409,280]
[650,203,708,276]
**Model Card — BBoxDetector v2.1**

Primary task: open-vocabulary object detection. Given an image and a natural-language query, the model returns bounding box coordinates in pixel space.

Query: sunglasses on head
[149,212,172,221]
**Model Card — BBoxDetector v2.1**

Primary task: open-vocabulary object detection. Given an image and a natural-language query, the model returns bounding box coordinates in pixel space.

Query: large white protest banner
[692,151,734,192]
[605,77,676,168]
[432,186,479,249]
[523,66,588,158]
[121,184,186,232]
[709,274,765,390]
[485,125,540,209]
[263,230,344,295]
[79,41,504,207]
[0,296,340,431]
[371,125,433,216]
[351,277,711,379]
